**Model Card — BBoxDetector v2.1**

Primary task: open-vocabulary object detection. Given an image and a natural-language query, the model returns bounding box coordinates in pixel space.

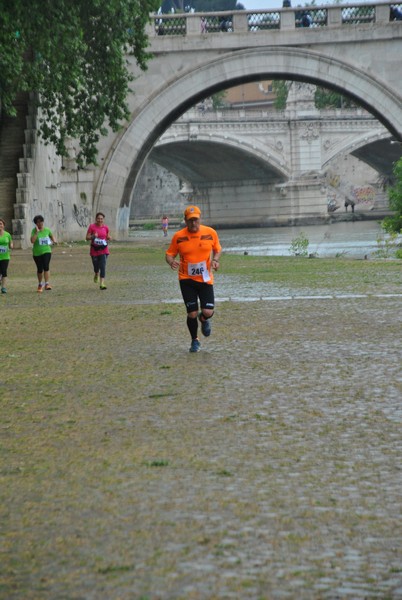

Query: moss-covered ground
[1,242,401,599]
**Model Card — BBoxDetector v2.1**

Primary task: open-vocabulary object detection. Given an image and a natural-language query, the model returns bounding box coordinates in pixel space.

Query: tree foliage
[0,0,160,166]
[211,90,227,109]
[314,88,357,109]
[382,157,402,233]
[272,81,289,110]
[271,80,356,111]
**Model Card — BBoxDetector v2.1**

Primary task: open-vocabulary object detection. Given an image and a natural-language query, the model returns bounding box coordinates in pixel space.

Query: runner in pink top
[161,215,169,237]
[86,212,111,290]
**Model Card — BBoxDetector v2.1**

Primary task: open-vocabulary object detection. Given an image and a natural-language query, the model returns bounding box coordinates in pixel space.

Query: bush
[289,232,309,257]
[374,230,399,258]
[381,157,402,234]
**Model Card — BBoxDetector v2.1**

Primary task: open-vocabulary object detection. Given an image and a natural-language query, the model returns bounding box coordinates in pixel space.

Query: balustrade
[149,2,402,36]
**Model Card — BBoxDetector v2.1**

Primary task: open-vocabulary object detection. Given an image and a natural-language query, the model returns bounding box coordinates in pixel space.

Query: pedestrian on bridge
[301,11,312,26]
[0,218,13,294]
[219,16,229,32]
[390,5,402,19]
[30,215,56,293]
[165,205,221,353]
[86,212,111,290]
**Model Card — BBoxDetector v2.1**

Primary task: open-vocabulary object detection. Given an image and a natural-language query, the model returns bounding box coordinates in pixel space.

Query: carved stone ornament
[300,123,320,143]
[286,82,317,110]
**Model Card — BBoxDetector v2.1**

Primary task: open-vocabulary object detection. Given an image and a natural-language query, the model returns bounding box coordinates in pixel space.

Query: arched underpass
[151,141,285,185]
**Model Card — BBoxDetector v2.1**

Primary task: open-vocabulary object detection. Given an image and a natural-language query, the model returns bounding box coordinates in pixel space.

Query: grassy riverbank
[4,240,402,302]
[2,242,401,599]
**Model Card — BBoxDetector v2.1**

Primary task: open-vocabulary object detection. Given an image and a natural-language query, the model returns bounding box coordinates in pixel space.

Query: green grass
[220,253,401,294]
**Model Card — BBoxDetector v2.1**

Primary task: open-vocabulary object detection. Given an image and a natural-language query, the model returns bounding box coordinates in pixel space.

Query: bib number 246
[188,260,211,282]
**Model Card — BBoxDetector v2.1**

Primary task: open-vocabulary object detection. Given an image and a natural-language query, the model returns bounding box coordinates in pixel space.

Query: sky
[240,0,286,7]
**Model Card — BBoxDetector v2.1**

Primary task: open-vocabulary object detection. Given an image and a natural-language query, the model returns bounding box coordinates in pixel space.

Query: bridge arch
[153,132,289,182]
[95,46,402,236]
[322,130,392,168]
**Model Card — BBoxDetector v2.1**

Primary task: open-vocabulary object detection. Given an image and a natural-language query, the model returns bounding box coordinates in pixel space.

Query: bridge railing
[149,2,402,36]
[177,106,377,122]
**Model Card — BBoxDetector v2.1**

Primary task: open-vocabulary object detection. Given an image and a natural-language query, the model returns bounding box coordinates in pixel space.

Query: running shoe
[189,338,201,353]
[100,284,107,290]
[37,284,43,293]
[45,283,52,290]
[199,313,211,337]
[94,274,99,283]
[1,287,7,294]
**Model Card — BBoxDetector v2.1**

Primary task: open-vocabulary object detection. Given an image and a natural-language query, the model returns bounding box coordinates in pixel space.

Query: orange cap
[184,205,201,220]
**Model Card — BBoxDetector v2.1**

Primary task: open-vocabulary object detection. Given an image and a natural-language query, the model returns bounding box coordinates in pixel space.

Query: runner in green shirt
[0,218,13,294]
[30,215,57,293]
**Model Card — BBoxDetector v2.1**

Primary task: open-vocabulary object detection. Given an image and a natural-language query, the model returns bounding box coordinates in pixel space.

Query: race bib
[188,260,211,282]
[39,236,51,246]
[93,237,107,247]
[0,245,7,253]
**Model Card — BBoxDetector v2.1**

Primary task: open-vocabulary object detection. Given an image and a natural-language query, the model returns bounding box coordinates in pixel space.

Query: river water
[218,220,385,258]
[131,220,396,258]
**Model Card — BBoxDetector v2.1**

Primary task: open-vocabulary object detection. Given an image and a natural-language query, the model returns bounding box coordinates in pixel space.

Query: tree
[314,88,357,109]
[382,157,402,233]
[272,80,290,110]
[0,0,160,166]
[211,90,227,109]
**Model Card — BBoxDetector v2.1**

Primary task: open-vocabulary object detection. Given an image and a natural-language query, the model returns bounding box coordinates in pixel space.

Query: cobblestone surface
[1,245,401,599]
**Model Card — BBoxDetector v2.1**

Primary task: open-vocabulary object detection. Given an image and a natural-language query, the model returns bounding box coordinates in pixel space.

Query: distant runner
[30,215,56,292]
[165,205,222,353]
[0,218,13,294]
[86,212,111,290]
[161,215,169,237]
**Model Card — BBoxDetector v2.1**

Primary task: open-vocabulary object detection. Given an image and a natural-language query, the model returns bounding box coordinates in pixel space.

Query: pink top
[87,224,110,256]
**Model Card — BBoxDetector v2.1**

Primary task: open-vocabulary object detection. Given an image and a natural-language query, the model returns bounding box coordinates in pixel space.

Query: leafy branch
[0,0,160,166]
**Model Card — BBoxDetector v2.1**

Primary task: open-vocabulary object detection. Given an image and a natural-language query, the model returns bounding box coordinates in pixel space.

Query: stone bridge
[146,82,393,226]
[7,2,402,245]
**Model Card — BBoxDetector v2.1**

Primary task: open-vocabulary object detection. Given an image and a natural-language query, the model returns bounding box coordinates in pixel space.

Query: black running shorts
[179,279,215,313]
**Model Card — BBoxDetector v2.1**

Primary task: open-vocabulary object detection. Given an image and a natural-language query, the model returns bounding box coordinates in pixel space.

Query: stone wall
[0,93,28,228]
[12,107,95,248]
[325,154,387,212]
[130,161,184,220]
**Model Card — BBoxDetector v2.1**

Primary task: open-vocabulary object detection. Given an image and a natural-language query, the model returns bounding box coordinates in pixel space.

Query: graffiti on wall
[58,201,67,225]
[328,173,340,189]
[73,204,91,228]
[351,185,376,205]
[327,192,338,212]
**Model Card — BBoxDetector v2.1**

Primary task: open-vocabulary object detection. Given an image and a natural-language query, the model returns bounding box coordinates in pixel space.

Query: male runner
[165,205,222,352]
